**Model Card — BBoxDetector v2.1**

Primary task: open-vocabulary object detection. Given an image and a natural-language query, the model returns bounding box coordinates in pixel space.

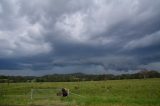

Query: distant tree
[139,69,149,79]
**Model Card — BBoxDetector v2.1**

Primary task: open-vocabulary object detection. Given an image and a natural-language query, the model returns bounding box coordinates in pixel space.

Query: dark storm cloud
[0,0,160,76]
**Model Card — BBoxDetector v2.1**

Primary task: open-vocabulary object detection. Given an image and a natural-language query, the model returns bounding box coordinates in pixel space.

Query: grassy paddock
[0,78,160,106]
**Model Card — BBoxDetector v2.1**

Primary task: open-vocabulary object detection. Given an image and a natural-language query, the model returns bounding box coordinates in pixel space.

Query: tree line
[0,70,160,83]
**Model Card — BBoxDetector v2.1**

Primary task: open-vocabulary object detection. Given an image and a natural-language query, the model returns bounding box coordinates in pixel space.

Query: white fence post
[31,89,33,100]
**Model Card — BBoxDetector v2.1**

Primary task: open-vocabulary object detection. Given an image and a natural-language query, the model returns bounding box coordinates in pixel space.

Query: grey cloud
[139,62,160,71]
[124,30,160,49]
[0,0,52,57]
[0,0,160,75]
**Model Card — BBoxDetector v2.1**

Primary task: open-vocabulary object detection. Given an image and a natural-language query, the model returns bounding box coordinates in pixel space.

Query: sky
[0,0,160,76]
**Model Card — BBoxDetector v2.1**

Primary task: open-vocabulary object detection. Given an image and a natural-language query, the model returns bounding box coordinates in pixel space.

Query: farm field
[0,78,160,106]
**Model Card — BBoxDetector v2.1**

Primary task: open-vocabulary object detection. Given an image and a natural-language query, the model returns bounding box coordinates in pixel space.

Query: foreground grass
[0,78,160,106]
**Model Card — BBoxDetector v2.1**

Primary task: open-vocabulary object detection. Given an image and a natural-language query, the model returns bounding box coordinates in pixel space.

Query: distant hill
[0,70,160,83]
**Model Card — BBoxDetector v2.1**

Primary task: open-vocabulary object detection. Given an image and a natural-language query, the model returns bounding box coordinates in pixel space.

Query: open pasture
[0,78,160,106]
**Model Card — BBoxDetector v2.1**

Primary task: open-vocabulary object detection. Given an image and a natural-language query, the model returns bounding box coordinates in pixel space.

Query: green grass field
[0,78,160,106]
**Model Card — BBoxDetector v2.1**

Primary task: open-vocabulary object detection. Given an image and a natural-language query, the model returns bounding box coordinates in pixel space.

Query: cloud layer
[0,0,160,75]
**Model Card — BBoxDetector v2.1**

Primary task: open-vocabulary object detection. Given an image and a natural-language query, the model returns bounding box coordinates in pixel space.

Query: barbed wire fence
[0,86,86,105]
